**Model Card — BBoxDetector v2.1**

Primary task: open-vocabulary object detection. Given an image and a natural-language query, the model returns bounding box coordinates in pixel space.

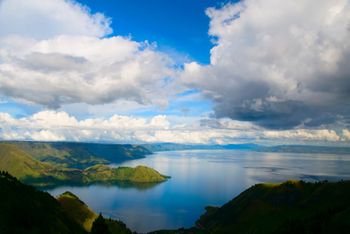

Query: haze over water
[48,150,350,233]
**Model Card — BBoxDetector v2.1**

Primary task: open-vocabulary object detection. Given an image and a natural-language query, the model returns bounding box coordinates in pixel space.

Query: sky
[0,0,350,145]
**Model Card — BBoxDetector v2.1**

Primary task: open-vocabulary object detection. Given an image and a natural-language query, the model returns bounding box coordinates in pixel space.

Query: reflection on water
[39,180,164,191]
[48,150,350,233]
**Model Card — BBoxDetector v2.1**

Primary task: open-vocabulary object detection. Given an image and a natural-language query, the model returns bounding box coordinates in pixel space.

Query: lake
[48,150,350,233]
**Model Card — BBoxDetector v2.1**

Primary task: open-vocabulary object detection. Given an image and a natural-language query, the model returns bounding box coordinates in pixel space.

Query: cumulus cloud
[0,0,176,108]
[342,129,350,140]
[0,111,347,144]
[0,0,111,38]
[182,0,350,129]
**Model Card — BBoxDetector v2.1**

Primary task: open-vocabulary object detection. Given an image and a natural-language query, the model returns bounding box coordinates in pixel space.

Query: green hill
[0,171,133,234]
[84,164,170,183]
[196,180,350,233]
[197,181,350,233]
[57,191,99,232]
[0,143,52,179]
[152,180,350,234]
[0,171,87,234]
[58,191,132,234]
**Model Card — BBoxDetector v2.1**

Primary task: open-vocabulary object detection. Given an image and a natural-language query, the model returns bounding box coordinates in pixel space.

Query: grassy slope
[57,191,132,234]
[11,141,151,168]
[0,171,87,234]
[0,143,51,179]
[0,143,83,185]
[16,142,107,168]
[196,180,350,234]
[57,191,98,232]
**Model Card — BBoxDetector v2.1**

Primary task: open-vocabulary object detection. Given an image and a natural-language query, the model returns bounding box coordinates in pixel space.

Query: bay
[48,150,350,233]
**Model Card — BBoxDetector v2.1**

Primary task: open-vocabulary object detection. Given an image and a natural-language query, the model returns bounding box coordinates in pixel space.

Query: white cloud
[0,111,346,144]
[0,0,111,39]
[182,0,350,129]
[0,0,176,108]
[263,129,341,142]
[0,0,348,145]
[31,130,65,141]
[342,129,350,140]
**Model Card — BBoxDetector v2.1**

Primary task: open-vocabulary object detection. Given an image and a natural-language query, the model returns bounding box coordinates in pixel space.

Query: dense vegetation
[0,171,86,234]
[0,171,133,234]
[196,180,350,233]
[1,140,349,233]
[84,164,170,183]
[91,214,132,234]
[153,180,350,234]
[1,170,350,234]
[57,191,98,232]
[58,191,132,234]
[0,142,168,187]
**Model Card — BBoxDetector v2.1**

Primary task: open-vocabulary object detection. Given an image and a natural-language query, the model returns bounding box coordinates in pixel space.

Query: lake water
[48,150,350,233]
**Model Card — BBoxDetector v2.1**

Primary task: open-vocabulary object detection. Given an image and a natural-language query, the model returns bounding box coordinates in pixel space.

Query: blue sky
[78,0,232,64]
[1,0,225,119]
[0,0,349,145]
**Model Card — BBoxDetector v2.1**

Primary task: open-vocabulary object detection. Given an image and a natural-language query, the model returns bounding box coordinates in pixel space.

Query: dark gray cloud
[182,0,350,129]
[213,99,346,129]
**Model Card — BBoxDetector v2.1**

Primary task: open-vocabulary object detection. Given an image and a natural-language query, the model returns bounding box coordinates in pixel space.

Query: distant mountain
[142,143,259,152]
[256,144,350,154]
[142,143,350,154]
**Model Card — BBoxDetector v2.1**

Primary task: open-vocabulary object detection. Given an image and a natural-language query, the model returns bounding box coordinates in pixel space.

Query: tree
[91,214,110,234]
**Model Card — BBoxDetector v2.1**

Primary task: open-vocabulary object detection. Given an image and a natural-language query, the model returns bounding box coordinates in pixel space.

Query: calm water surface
[48,150,350,233]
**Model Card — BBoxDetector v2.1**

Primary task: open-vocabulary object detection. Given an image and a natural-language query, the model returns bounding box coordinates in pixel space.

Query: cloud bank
[182,0,350,129]
[0,111,348,144]
[0,0,175,108]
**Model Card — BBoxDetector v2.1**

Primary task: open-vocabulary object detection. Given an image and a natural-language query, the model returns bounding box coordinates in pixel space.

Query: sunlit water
[47,150,350,233]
